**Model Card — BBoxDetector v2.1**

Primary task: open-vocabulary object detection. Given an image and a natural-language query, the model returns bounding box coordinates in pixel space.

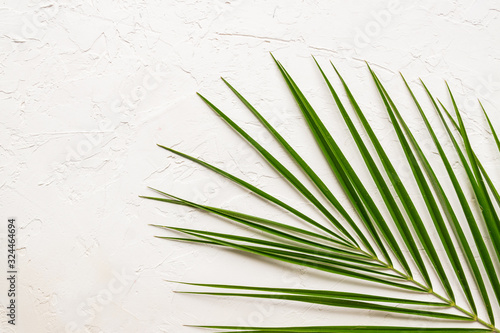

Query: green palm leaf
[190,326,491,333]
[144,56,500,332]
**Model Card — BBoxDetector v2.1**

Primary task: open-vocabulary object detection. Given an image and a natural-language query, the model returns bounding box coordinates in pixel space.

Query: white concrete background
[1,0,500,332]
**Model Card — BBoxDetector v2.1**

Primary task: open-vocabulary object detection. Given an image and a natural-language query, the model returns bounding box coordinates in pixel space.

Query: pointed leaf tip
[329,60,338,70]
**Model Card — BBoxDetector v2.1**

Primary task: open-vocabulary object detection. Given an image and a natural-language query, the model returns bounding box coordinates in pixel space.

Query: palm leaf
[143,56,500,332]
[403,76,495,324]
[190,326,491,333]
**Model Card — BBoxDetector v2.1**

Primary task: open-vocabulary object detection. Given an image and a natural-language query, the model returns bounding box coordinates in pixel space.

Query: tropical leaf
[143,56,500,332]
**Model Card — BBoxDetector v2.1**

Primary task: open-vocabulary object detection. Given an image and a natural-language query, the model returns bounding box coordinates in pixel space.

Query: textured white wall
[1,0,500,332]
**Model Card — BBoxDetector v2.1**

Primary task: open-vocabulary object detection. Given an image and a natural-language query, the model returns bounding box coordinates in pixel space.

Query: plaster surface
[0,1,499,332]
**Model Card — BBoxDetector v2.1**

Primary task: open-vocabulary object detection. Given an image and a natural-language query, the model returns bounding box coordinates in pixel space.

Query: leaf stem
[361,248,499,332]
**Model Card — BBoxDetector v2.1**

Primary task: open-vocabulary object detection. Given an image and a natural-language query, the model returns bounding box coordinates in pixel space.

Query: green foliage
[143,56,500,332]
